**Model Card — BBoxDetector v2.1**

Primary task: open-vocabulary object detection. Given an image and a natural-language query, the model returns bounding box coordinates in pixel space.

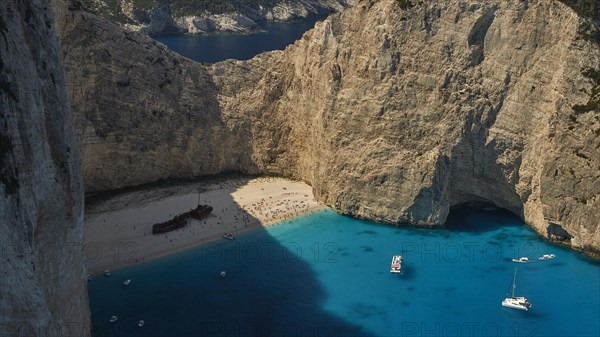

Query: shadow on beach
[86,175,374,337]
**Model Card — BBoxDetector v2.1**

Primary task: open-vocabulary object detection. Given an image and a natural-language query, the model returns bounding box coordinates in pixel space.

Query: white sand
[84,177,326,274]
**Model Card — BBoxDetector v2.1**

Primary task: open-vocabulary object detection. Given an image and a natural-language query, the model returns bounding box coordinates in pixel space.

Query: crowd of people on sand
[97,177,320,247]
[86,177,324,271]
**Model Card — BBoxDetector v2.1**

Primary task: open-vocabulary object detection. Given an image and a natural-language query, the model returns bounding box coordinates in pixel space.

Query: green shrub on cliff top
[559,0,600,43]
[82,0,288,18]
[80,0,134,23]
[559,0,600,21]
[572,68,600,114]
[394,0,414,10]
[169,0,280,16]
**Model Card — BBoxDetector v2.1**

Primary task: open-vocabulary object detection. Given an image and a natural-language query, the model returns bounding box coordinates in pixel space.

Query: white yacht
[220,271,226,277]
[502,267,532,311]
[104,270,111,276]
[512,257,529,263]
[123,279,131,286]
[138,320,145,327]
[390,255,402,273]
[109,315,118,323]
[538,254,556,261]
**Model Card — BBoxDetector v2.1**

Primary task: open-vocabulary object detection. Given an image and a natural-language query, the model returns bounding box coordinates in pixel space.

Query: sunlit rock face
[0,0,90,335]
[80,0,359,35]
[59,1,599,254]
[211,0,600,253]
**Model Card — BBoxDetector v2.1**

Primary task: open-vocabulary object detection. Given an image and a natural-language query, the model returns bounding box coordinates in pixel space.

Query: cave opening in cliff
[445,203,524,233]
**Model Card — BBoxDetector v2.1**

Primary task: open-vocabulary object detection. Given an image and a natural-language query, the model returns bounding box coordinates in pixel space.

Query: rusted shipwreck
[152,204,213,234]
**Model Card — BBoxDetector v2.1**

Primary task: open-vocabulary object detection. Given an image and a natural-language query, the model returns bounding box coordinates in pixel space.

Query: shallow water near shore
[88,208,600,337]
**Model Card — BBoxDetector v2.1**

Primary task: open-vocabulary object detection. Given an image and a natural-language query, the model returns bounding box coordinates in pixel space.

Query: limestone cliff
[81,0,357,35]
[0,0,90,335]
[56,7,261,190]
[58,0,600,255]
[217,0,600,253]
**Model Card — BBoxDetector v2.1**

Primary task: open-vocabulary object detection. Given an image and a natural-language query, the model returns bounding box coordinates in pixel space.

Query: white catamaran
[502,267,532,311]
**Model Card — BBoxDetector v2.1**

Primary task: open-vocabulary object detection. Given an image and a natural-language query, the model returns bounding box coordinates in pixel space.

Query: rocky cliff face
[214,0,600,252]
[82,0,357,35]
[58,0,600,255]
[55,7,261,191]
[0,0,90,335]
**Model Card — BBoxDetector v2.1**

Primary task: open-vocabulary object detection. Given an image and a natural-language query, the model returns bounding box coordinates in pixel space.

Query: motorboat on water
[123,279,131,286]
[390,255,402,274]
[223,233,235,240]
[512,257,529,263]
[502,267,532,311]
[104,270,111,276]
[138,320,145,327]
[538,254,556,261]
[220,271,226,277]
[109,316,118,323]
[86,274,92,281]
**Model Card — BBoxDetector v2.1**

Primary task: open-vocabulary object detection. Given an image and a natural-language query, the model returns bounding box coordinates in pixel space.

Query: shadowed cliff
[55,0,600,254]
[0,0,90,335]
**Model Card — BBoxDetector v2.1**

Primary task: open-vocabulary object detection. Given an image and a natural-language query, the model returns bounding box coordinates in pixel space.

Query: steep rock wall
[55,7,261,191]
[59,0,600,254]
[214,0,600,251]
[0,0,90,335]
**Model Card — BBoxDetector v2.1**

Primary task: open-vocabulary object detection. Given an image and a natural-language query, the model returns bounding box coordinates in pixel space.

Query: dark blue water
[89,208,600,337]
[154,20,319,64]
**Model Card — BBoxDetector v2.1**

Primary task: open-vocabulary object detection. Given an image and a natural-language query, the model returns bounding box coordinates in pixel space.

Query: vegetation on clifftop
[558,0,600,21]
[82,0,299,20]
[558,0,600,43]
[394,0,413,10]
[572,68,600,114]
[558,1,600,113]
[169,0,280,16]
[80,0,136,23]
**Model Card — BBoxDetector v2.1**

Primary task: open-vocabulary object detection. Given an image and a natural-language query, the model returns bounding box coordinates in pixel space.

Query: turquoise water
[88,208,600,337]
[154,20,319,64]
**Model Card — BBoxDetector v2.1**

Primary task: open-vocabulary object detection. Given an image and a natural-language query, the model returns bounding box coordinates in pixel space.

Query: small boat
[104,270,111,276]
[223,233,235,240]
[390,255,402,274]
[123,279,131,286]
[538,254,556,261]
[502,267,532,311]
[512,257,529,263]
[138,320,145,327]
[220,271,226,277]
[86,274,92,281]
[109,315,118,323]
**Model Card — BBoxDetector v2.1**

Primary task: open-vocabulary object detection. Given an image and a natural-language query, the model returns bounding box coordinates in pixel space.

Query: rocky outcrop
[0,0,90,335]
[58,0,600,255]
[82,0,357,35]
[55,7,261,191]
[175,13,258,34]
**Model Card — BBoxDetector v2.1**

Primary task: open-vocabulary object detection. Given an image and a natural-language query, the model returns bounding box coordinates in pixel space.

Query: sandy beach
[84,176,326,274]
